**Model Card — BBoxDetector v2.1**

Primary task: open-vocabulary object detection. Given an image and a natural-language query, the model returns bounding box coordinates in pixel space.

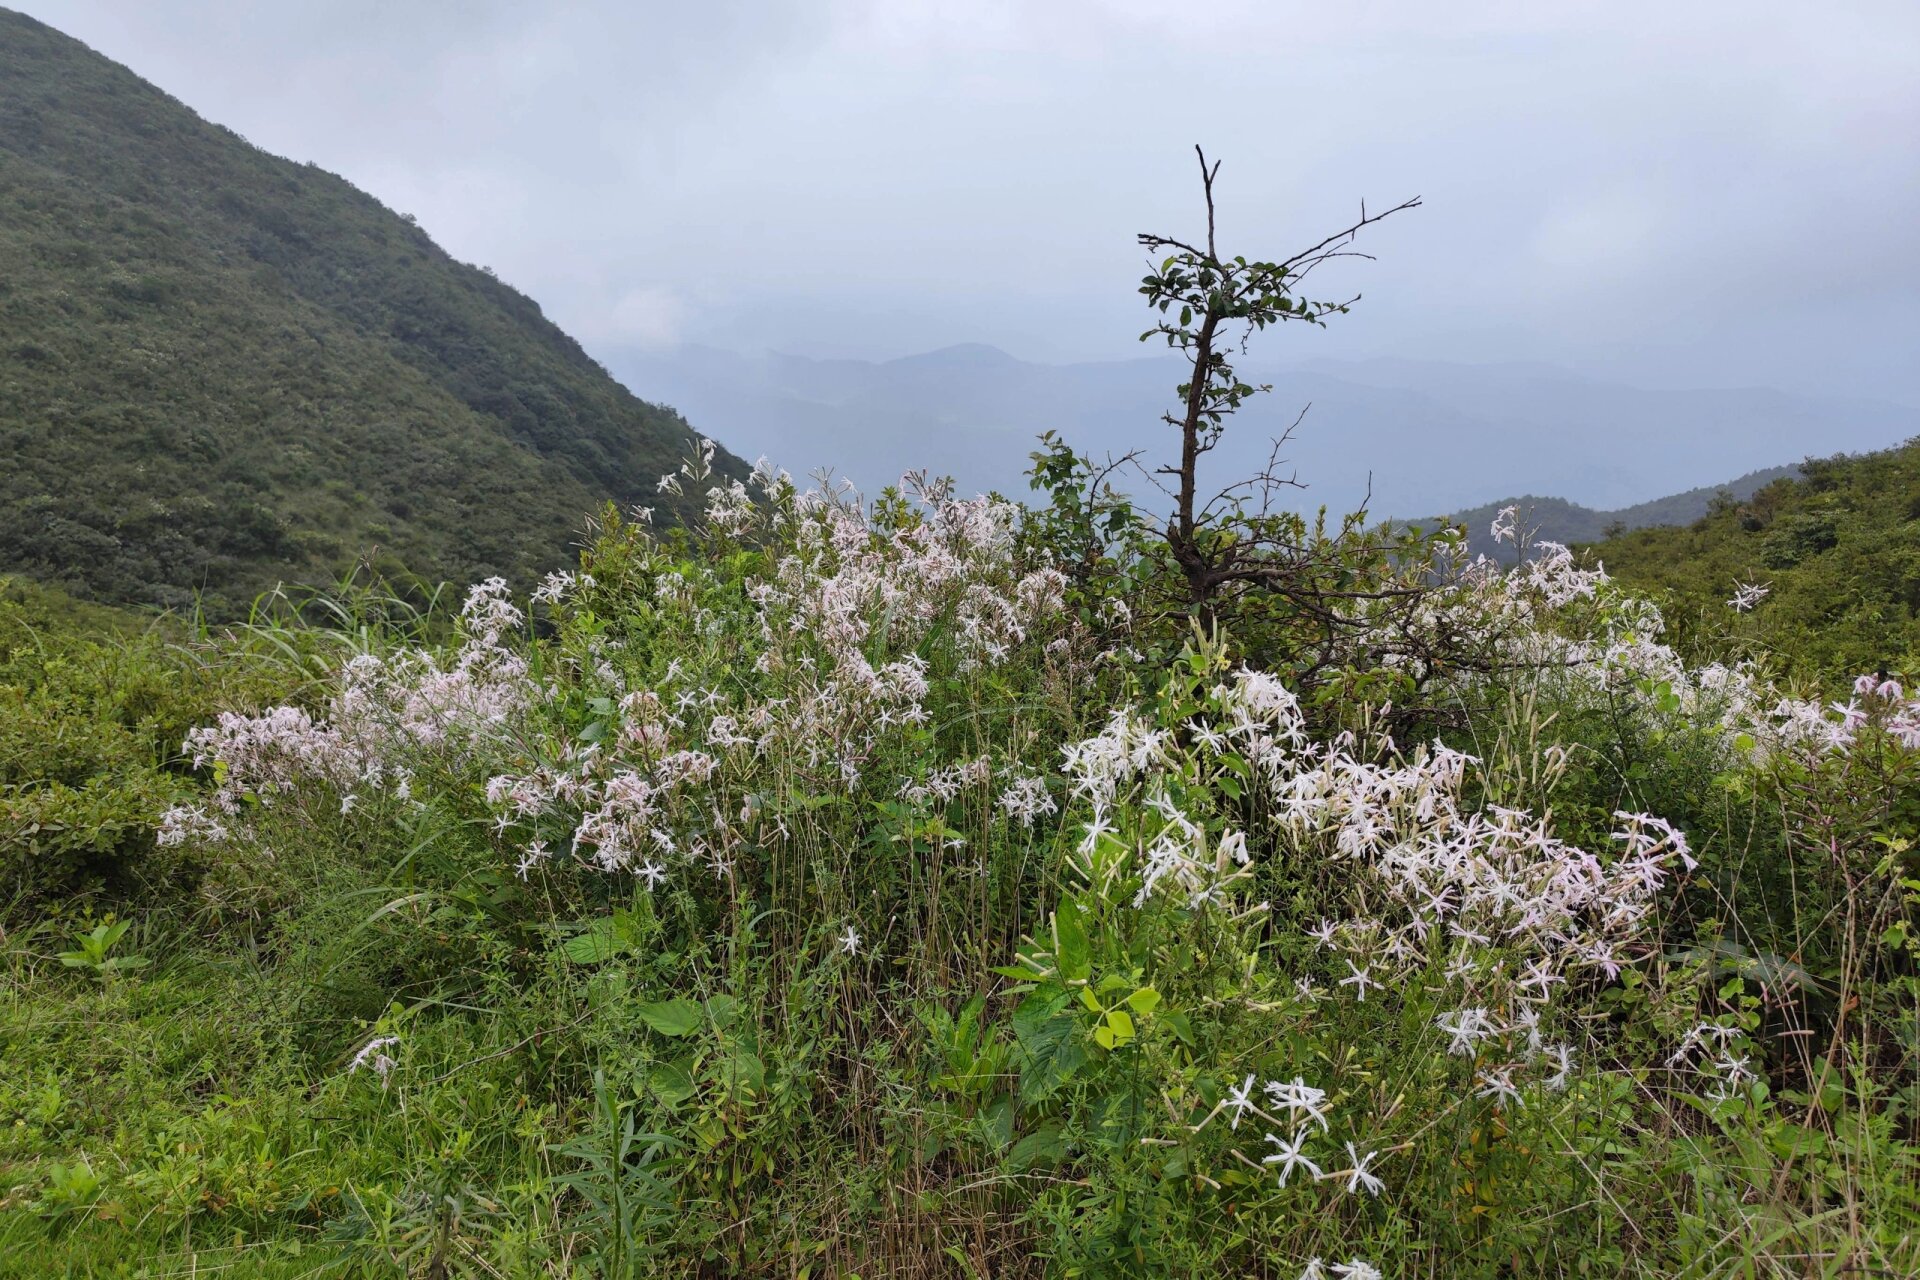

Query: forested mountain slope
[0,9,737,613]
[1595,438,1920,685]
[1447,463,1803,562]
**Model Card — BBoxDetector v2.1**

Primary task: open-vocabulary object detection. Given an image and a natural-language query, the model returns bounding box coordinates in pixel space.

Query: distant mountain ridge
[0,9,740,612]
[614,342,1918,522]
[1446,464,1805,562]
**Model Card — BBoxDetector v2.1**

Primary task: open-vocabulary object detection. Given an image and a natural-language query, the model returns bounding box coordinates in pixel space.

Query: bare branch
[1275,195,1423,276]
[1197,144,1221,259]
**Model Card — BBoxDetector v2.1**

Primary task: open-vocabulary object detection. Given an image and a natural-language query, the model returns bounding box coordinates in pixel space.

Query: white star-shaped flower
[1223,1073,1257,1130]
[1338,961,1380,1002]
[1343,1142,1384,1196]
[1262,1129,1323,1187]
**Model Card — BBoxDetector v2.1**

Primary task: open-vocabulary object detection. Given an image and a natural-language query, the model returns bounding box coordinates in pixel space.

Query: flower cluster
[474,476,1077,882]
[1389,525,1880,768]
[1058,703,1257,909]
[1272,741,1687,1103]
[347,1035,399,1088]
[1186,1065,1386,1277]
[158,579,527,841]
[1667,1019,1760,1101]
[995,771,1059,828]
[1060,663,1693,1117]
[161,458,1087,890]
[1831,674,1920,751]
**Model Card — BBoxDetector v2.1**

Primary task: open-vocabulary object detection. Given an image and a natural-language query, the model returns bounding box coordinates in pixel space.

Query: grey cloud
[24,0,1920,403]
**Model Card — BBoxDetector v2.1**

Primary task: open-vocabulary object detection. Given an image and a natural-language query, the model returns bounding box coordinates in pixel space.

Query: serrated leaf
[649,1058,698,1107]
[1769,1124,1827,1158]
[560,919,623,965]
[723,1047,765,1096]
[1013,987,1070,1042]
[635,999,703,1037]
[1053,899,1091,983]
[1013,995,1085,1104]
[1008,1120,1067,1171]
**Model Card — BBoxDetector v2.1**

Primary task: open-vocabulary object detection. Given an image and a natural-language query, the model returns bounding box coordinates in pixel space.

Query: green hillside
[1595,438,1920,685]
[1447,463,1801,562]
[0,9,737,614]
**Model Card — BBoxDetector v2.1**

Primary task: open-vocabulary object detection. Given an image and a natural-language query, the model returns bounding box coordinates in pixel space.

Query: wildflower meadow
[3,172,1916,1278]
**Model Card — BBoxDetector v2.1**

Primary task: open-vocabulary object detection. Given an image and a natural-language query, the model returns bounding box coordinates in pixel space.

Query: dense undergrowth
[3,436,1917,1278]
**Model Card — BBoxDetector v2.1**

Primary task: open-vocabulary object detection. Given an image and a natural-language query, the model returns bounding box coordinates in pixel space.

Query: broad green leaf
[724,1048,766,1096]
[985,1093,1016,1148]
[560,919,622,965]
[1053,899,1091,983]
[704,994,742,1028]
[1014,997,1086,1104]
[649,1058,698,1107]
[1007,1121,1067,1171]
[1012,987,1070,1043]
[635,999,703,1038]
[1768,1124,1827,1158]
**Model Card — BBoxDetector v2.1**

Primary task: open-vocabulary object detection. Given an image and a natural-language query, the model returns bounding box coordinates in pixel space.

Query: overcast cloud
[25,0,1920,403]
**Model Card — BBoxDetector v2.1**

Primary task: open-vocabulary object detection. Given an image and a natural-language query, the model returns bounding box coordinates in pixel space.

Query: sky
[26,0,1920,404]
